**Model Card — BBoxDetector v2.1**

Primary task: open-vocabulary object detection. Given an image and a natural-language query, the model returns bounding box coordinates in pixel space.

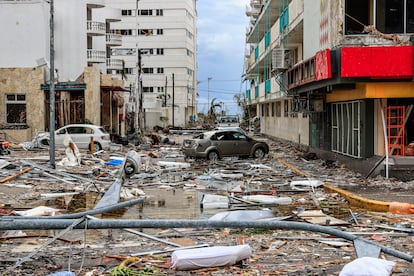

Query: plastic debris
[171,244,252,270]
[339,257,395,276]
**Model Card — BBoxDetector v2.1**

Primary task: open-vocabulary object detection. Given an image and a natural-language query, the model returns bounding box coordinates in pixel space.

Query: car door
[231,131,251,156]
[54,126,68,147]
[211,131,234,156]
[66,126,89,149]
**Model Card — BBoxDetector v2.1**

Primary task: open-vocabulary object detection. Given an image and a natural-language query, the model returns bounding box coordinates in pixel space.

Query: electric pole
[49,0,55,168]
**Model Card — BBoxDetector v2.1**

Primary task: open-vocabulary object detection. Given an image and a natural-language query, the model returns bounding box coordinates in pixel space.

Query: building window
[345,0,413,34]
[138,29,153,36]
[187,49,193,57]
[276,102,281,117]
[157,68,164,74]
[283,100,289,117]
[139,9,153,16]
[156,9,163,16]
[187,30,193,39]
[143,87,154,92]
[142,68,154,74]
[115,29,136,36]
[121,9,135,16]
[157,87,164,93]
[141,48,154,55]
[111,48,136,56]
[6,94,26,124]
[156,29,163,35]
[331,101,362,158]
[156,48,164,55]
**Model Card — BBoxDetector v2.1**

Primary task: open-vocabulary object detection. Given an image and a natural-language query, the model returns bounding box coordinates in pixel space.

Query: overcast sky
[196,0,250,115]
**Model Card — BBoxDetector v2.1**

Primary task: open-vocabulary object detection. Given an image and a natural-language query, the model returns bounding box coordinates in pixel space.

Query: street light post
[207,77,212,113]
[49,0,55,168]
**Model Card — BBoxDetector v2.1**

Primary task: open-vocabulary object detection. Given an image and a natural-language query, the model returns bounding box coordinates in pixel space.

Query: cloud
[196,0,250,115]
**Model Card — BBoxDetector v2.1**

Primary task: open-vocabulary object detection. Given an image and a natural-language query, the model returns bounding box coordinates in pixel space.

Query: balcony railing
[87,49,106,63]
[87,21,105,36]
[106,33,122,46]
[106,58,123,70]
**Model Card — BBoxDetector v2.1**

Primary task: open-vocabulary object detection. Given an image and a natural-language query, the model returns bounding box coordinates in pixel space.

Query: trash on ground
[171,244,252,270]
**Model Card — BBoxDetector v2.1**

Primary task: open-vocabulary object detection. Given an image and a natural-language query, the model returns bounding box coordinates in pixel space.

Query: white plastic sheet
[339,257,395,276]
[171,244,252,270]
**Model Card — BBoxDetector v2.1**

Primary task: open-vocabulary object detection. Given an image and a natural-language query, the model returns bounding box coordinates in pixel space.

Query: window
[187,49,193,57]
[139,9,153,16]
[142,68,154,74]
[121,9,135,16]
[187,30,193,39]
[111,48,136,56]
[141,48,154,55]
[157,87,164,93]
[143,87,154,93]
[276,101,282,117]
[138,29,153,36]
[156,48,164,55]
[157,68,164,74]
[156,29,163,35]
[283,100,288,117]
[116,29,136,36]
[331,101,361,158]
[6,94,26,124]
[345,0,414,34]
[156,9,163,16]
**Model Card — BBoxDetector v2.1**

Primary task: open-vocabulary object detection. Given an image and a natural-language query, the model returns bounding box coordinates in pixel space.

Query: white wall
[0,1,50,68]
[303,0,321,59]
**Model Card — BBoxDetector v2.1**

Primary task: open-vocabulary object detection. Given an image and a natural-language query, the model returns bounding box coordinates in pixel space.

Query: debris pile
[0,133,413,275]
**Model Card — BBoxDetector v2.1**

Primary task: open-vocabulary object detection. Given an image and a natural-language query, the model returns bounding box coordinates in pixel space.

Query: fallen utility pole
[3,197,145,220]
[0,219,412,262]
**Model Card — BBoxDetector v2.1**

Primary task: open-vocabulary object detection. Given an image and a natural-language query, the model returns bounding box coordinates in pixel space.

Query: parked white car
[37,124,111,151]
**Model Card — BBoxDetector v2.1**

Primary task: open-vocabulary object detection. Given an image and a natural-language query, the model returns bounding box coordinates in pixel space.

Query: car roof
[60,124,101,128]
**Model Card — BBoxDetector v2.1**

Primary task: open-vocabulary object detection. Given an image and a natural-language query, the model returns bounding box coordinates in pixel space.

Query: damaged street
[1,133,414,275]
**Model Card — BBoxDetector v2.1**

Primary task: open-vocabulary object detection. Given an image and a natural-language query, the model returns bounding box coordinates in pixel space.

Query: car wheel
[207,151,219,161]
[253,147,266,159]
[89,142,102,152]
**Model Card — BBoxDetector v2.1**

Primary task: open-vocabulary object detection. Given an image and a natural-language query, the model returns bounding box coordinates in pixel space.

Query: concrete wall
[84,67,102,125]
[0,68,45,143]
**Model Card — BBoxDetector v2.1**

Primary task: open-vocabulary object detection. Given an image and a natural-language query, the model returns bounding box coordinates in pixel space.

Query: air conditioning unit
[272,48,290,70]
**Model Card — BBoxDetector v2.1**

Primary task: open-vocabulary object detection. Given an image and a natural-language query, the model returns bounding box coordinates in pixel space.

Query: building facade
[105,0,198,129]
[245,0,414,173]
[0,0,126,142]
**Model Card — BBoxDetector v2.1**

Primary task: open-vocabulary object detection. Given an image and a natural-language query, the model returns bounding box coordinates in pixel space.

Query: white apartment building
[0,0,126,142]
[105,0,198,129]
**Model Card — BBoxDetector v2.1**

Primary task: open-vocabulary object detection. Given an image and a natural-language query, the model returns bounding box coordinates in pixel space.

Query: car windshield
[98,127,108,134]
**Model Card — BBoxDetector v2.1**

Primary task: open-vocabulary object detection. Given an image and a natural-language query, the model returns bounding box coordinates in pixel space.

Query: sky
[196,0,250,116]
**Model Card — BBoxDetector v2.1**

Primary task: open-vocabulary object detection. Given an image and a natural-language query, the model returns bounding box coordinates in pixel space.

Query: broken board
[295,209,349,226]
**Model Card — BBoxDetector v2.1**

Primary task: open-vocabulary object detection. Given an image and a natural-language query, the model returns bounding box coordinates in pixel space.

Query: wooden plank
[0,167,32,183]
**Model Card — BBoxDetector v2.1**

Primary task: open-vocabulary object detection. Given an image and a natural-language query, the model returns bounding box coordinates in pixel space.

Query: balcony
[87,49,106,63]
[87,21,105,36]
[106,33,122,46]
[104,7,122,22]
[86,0,105,9]
[106,58,123,70]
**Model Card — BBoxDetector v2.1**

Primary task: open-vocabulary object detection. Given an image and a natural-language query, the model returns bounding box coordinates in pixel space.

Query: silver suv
[182,129,269,160]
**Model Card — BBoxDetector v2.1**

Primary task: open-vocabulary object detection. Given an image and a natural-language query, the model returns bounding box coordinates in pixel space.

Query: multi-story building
[0,0,126,142]
[245,0,414,175]
[105,0,198,129]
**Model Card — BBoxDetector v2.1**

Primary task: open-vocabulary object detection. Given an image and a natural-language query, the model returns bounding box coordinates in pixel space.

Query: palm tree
[207,98,222,125]
[234,93,250,128]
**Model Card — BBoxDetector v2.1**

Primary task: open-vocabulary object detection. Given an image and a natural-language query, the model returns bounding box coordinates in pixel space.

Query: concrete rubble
[0,132,414,275]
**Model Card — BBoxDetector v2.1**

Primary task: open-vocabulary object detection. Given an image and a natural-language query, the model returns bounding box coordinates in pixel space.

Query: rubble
[0,133,414,275]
